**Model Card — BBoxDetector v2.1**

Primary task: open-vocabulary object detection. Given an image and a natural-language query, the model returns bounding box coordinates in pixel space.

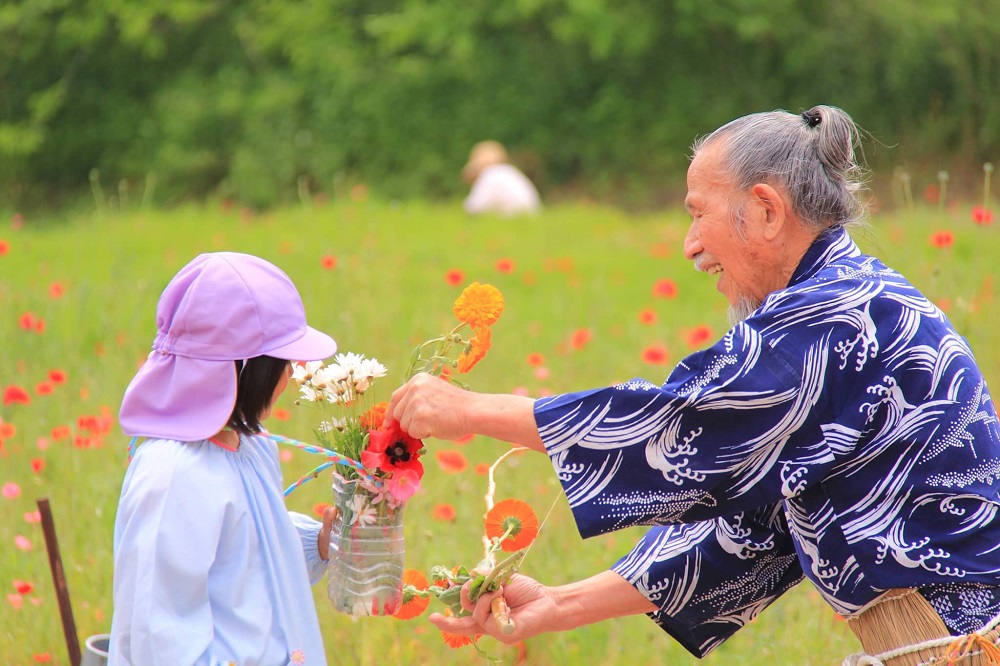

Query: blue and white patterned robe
[534,227,1000,657]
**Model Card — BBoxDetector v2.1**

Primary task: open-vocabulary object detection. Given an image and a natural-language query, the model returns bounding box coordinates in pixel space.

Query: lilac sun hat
[119,252,337,441]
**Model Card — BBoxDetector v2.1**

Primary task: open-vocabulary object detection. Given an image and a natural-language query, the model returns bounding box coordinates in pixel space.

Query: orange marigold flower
[485,498,540,552]
[441,630,476,649]
[360,401,389,430]
[456,327,491,374]
[453,282,504,329]
[395,569,430,620]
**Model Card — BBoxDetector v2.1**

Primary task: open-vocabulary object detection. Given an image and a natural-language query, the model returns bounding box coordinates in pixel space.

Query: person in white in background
[462,140,541,216]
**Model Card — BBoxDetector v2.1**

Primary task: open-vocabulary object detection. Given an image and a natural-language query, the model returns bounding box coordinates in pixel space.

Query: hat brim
[264,325,337,362]
[120,354,238,442]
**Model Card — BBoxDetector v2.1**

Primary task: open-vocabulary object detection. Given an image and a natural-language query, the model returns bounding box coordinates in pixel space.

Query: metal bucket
[81,634,110,666]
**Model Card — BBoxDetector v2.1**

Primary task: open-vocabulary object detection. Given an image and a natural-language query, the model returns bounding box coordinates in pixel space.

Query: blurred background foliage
[1,0,997,210]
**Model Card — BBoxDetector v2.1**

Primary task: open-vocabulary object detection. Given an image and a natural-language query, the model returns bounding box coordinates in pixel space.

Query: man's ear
[751,183,787,241]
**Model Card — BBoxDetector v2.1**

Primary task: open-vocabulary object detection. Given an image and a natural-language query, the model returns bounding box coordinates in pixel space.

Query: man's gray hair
[692,105,869,232]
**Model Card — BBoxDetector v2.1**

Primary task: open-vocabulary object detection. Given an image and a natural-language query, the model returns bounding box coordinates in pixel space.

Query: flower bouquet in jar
[280,282,505,617]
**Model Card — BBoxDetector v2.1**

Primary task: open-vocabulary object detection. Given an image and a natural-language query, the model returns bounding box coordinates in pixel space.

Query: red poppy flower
[312,502,331,517]
[0,239,8,256]
[641,344,669,365]
[435,449,468,474]
[18,313,35,331]
[445,269,464,286]
[685,325,714,349]
[30,458,44,474]
[394,569,430,620]
[652,279,678,299]
[525,352,545,366]
[32,654,52,663]
[929,230,954,248]
[48,369,67,385]
[13,580,33,595]
[271,407,290,421]
[569,328,592,350]
[432,503,457,521]
[48,282,64,299]
[495,258,515,274]
[33,318,45,334]
[638,309,657,325]
[3,385,31,406]
[973,206,994,226]
[474,463,489,475]
[485,498,540,552]
[35,382,53,397]
[0,422,14,438]
[362,421,424,476]
[50,425,70,440]
[321,254,337,270]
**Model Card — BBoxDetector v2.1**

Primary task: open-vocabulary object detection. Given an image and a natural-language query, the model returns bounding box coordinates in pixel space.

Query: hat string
[268,434,383,495]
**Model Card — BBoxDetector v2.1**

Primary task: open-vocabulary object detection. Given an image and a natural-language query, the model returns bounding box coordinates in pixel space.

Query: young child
[110,252,338,665]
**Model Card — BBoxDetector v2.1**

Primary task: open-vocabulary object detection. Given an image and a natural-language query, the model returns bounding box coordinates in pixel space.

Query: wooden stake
[37,498,82,666]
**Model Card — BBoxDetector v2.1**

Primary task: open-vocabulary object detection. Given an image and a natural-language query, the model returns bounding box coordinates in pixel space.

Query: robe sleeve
[611,506,804,657]
[289,511,327,584]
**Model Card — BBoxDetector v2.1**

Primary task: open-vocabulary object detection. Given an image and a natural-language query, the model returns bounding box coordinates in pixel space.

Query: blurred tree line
[1,0,997,210]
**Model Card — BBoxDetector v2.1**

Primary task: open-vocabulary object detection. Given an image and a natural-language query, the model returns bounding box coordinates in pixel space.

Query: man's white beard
[727,295,761,325]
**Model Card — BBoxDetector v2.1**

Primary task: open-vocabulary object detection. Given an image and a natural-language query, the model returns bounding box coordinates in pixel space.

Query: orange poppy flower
[321,254,337,270]
[638,309,657,325]
[485,498,539,552]
[456,327,491,374]
[453,282,504,329]
[525,352,545,366]
[441,630,475,649]
[685,325,713,349]
[360,402,389,430]
[929,230,954,248]
[495,258,515,274]
[394,569,430,620]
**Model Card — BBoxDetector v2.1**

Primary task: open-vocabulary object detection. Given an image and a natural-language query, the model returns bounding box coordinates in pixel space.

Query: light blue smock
[109,433,328,665]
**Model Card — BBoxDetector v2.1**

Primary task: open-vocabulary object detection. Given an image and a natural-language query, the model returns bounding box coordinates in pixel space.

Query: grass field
[1,199,997,665]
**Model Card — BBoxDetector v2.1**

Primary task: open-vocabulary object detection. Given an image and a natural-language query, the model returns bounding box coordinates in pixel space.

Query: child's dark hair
[227,355,289,435]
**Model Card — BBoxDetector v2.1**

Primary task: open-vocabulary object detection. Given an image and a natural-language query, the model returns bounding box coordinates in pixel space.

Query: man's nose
[683,222,701,261]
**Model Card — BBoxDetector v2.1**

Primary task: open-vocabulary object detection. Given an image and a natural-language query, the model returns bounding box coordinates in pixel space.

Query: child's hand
[318,506,338,560]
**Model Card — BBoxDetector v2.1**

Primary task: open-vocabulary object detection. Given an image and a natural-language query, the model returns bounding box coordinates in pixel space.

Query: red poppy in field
[0,422,14,439]
[13,580,33,595]
[525,352,545,366]
[435,449,468,474]
[35,382,54,397]
[0,239,8,256]
[474,463,489,475]
[652,279,678,299]
[685,325,714,349]
[33,653,53,663]
[485,498,540,552]
[3,385,30,406]
[321,254,337,270]
[432,503,457,522]
[271,407,290,420]
[312,502,331,517]
[929,230,954,248]
[638,309,657,325]
[51,425,70,440]
[30,458,44,474]
[2,482,21,499]
[362,421,424,476]
[445,269,465,286]
[641,344,669,365]
[18,313,35,331]
[569,328,593,350]
[495,258,515,274]
[394,569,430,620]
[973,206,994,226]
[48,281,65,299]
[48,369,67,385]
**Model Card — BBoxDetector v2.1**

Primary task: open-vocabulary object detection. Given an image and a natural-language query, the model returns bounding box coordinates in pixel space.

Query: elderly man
[388,106,1000,665]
